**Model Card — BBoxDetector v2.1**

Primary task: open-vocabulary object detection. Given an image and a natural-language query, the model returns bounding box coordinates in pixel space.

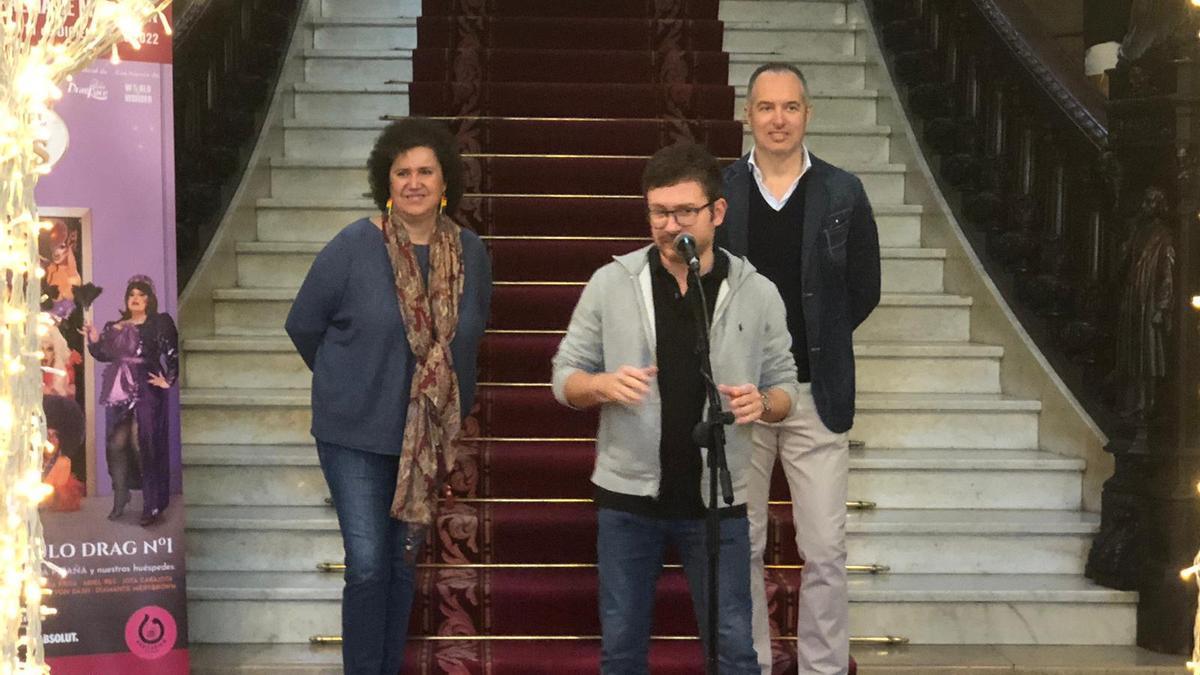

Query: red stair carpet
[374,1,847,672]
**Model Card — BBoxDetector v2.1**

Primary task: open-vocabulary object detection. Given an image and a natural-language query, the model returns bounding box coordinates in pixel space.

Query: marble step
[279,114,890,165]
[470,335,997,389]
[858,294,971,343]
[189,643,1183,675]
[182,443,1075,510]
[314,0,863,23]
[849,393,1039,449]
[231,237,943,292]
[291,83,881,125]
[292,82,409,122]
[724,22,866,60]
[209,269,968,336]
[180,388,1036,449]
[719,0,866,26]
[303,31,865,88]
[184,504,1093,574]
[848,574,1135,645]
[194,568,826,642]
[265,156,905,202]
[311,16,417,51]
[186,640,793,675]
[210,283,969,341]
[181,439,1061,502]
[190,642,342,675]
[186,571,1135,645]
[252,197,922,247]
[183,334,998,396]
[183,445,328,506]
[303,48,413,86]
[728,53,868,90]
[319,0,420,19]
[313,0,865,24]
[181,444,1076,506]
[308,19,862,62]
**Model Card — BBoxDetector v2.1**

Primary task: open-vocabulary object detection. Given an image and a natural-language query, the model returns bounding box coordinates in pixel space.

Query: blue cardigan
[285,218,492,455]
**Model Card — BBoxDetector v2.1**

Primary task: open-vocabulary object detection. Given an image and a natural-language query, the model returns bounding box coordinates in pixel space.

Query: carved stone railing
[866,0,1114,421]
[173,0,302,285]
[865,0,1200,655]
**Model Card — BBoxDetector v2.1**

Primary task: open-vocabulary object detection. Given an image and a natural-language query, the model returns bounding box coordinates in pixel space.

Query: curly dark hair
[119,279,158,320]
[366,118,464,214]
[641,142,723,203]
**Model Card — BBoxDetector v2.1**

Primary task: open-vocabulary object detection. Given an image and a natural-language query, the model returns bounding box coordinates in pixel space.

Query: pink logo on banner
[124,606,176,659]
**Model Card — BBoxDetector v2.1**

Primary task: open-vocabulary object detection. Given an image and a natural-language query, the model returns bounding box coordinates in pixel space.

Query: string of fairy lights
[1191,0,1200,658]
[1183,482,1200,673]
[0,2,170,673]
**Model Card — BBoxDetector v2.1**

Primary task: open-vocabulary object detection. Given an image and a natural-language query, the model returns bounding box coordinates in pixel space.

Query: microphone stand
[684,259,735,675]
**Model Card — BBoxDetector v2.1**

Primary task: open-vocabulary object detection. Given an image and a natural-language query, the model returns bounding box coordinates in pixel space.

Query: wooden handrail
[173,0,302,286]
[975,0,1107,146]
[866,0,1119,433]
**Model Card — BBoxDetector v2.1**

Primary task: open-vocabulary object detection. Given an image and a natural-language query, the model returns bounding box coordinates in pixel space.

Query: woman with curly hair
[286,117,492,674]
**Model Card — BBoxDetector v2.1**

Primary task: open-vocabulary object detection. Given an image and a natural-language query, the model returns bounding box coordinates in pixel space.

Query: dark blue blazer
[717,153,881,433]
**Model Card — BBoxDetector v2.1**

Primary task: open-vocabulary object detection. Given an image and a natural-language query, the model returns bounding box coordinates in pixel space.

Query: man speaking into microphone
[552,142,798,674]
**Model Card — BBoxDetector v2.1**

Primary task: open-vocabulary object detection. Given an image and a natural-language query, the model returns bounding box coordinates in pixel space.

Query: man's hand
[564,365,658,408]
[594,365,658,404]
[718,383,763,425]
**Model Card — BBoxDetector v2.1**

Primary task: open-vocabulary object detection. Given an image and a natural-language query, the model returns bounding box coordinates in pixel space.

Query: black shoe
[139,509,161,527]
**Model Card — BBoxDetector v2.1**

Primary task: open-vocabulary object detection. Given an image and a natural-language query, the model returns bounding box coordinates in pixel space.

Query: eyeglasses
[647,200,716,228]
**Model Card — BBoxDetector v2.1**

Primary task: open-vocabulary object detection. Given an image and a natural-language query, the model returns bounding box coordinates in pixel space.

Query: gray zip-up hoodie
[551,245,799,507]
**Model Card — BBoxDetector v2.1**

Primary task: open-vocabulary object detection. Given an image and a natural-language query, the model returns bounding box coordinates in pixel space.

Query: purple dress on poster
[88,312,178,523]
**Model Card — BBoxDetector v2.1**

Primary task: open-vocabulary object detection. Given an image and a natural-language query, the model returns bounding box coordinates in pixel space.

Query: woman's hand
[148,373,171,389]
[80,321,99,343]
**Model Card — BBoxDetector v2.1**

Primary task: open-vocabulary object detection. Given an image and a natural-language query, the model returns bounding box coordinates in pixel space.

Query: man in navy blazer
[716,63,880,675]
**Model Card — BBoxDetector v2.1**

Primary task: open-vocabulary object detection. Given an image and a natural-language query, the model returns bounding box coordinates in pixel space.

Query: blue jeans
[597,508,758,674]
[317,441,422,675]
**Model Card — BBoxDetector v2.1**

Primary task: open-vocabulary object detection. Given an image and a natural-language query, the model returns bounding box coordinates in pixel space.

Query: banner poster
[33,10,188,674]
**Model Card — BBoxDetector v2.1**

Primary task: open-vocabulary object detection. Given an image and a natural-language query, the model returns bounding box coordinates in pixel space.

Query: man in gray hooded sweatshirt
[552,142,799,674]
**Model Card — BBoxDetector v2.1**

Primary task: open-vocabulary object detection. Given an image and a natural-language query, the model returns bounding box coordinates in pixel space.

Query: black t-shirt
[747,175,812,382]
[594,248,745,519]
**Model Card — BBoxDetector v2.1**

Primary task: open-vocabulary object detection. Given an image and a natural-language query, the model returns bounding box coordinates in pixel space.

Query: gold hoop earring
[439,195,447,215]
[385,197,393,219]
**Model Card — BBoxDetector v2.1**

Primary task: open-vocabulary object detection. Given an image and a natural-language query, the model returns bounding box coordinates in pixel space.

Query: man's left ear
[711,197,728,227]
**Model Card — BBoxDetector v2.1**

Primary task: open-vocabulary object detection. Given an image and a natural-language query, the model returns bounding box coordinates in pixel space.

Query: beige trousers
[748,386,849,675]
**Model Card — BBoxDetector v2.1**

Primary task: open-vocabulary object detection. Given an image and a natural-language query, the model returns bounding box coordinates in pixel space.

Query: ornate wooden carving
[864,0,1200,652]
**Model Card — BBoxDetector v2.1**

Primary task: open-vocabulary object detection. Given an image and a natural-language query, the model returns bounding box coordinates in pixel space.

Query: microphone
[673,233,700,272]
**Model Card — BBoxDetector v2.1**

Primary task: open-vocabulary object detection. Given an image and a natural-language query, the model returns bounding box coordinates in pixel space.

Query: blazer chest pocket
[822,208,852,264]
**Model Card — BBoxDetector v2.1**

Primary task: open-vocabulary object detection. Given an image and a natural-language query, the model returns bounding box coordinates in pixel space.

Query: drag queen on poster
[85,275,179,526]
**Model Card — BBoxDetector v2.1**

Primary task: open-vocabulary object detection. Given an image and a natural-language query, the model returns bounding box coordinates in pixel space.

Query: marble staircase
[182,0,1135,670]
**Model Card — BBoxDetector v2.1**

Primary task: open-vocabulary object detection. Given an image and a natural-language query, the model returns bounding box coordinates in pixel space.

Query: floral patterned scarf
[382,209,465,527]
